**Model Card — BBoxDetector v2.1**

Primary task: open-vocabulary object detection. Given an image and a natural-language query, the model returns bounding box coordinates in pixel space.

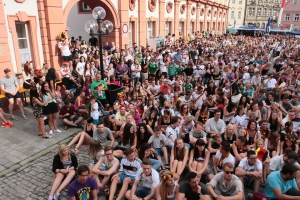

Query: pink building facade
[280,0,300,30]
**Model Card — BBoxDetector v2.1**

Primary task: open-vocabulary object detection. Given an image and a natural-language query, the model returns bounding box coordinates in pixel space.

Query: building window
[82,2,91,11]
[231,11,235,18]
[259,0,262,2]
[232,0,235,3]
[129,22,133,47]
[148,21,153,37]
[295,14,300,21]
[165,22,169,36]
[261,23,265,28]
[285,14,290,21]
[264,0,268,2]
[252,8,255,16]
[238,11,242,18]
[257,23,260,28]
[293,0,298,4]
[16,22,32,65]
[270,0,273,2]
[269,10,272,16]
[239,0,242,4]
[258,8,261,16]
[190,22,194,34]
[179,22,184,35]
[248,8,255,16]
[263,8,267,16]
[275,0,278,2]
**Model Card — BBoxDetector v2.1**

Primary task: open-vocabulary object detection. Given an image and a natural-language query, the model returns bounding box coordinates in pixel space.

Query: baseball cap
[228,74,236,82]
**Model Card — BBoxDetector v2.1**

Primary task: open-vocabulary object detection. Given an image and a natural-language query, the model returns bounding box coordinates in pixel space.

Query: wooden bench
[19,87,30,106]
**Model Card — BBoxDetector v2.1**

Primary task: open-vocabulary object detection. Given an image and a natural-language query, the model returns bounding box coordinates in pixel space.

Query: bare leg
[73,116,83,125]
[16,98,25,116]
[0,109,7,123]
[162,147,169,164]
[52,113,58,130]
[49,173,64,197]
[113,150,125,158]
[92,173,102,189]
[38,118,46,136]
[8,98,14,117]
[157,155,165,169]
[56,170,76,193]
[101,175,110,188]
[68,132,92,149]
[171,159,178,173]
[109,176,120,200]
[48,114,53,131]
[116,177,131,200]
[196,162,204,180]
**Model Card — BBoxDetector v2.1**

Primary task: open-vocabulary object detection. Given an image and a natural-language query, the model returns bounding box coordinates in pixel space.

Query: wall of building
[280,1,300,27]
[67,3,92,42]
[227,0,246,28]
[2,0,44,73]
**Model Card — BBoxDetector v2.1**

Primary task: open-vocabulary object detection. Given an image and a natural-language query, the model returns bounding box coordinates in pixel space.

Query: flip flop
[38,134,43,136]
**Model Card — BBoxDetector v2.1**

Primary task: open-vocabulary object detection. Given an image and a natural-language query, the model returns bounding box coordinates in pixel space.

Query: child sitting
[148,126,169,170]
[90,96,99,125]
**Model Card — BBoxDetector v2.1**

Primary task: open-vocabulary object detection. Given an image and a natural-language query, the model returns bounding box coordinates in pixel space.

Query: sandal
[42,135,51,139]
[72,147,78,154]
[38,134,42,136]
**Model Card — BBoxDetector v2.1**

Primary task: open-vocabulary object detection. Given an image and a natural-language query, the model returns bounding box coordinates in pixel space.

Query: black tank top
[86,124,93,137]
[160,115,171,126]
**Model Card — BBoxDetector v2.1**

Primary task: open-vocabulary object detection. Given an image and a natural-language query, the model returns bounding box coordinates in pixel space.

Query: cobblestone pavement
[0,106,81,175]
[0,145,106,200]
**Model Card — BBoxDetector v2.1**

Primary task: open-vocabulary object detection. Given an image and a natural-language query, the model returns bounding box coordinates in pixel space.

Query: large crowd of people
[1,31,300,200]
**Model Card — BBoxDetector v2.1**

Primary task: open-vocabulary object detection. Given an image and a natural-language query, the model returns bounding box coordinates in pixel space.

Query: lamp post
[85,6,113,78]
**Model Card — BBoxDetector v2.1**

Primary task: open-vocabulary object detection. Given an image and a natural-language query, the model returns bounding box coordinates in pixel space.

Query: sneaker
[48,197,53,200]
[11,116,17,121]
[165,164,170,170]
[53,192,60,200]
[1,122,10,128]
[64,125,68,130]
[22,115,28,120]
[49,130,53,135]
[6,120,13,127]
[55,129,62,133]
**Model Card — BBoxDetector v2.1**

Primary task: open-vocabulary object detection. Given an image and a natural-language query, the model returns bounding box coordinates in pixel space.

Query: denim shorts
[155,148,163,156]
[135,186,151,198]
[119,173,135,184]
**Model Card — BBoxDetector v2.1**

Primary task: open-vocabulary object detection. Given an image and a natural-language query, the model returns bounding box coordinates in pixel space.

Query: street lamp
[85,6,113,78]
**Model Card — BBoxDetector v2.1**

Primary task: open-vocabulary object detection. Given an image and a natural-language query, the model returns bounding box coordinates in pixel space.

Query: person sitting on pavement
[235,150,263,193]
[231,136,249,164]
[108,148,142,200]
[205,109,226,138]
[93,121,118,148]
[91,146,120,190]
[73,90,88,116]
[189,122,207,145]
[67,165,98,200]
[156,170,180,200]
[170,138,189,181]
[125,158,160,200]
[188,138,210,181]
[59,99,83,130]
[268,147,300,174]
[48,144,78,200]
[0,68,27,120]
[0,99,13,128]
[166,116,182,151]
[207,162,244,200]
[212,140,235,177]
[265,163,300,200]
[177,172,211,200]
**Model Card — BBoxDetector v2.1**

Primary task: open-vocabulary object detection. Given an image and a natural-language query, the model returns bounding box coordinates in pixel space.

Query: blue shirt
[264,171,297,199]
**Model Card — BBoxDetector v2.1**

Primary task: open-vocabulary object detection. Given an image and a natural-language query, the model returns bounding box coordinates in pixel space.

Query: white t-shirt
[57,41,71,56]
[194,68,202,79]
[242,73,251,84]
[135,168,160,188]
[119,157,142,176]
[215,150,235,170]
[131,64,141,77]
[238,157,262,172]
[166,125,180,144]
[264,78,277,88]
[90,102,99,120]
[76,62,85,75]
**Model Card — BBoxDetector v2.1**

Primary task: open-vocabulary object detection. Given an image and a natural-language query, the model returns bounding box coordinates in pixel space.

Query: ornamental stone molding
[148,0,157,12]
[129,0,136,11]
[180,4,186,14]
[166,1,173,13]
[15,0,25,3]
[191,6,196,15]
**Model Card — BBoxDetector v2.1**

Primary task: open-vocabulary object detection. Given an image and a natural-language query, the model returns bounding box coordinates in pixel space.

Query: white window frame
[263,8,267,16]
[232,0,235,3]
[165,22,170,36]
[257,8,261,16]
[16,22,32,68]
[82,2,91,11]
[179,22,184,35]
[285,14,290,21]
[239,0,242,4]
[190,22,194,34]
[231,11,235,18]
[269,10,272,17]
[261,23,265,28]
[294,14,300,21]
[238,11,241,18]
[293,0,298,4]
[148,21,153,38]
[248,8,252,16]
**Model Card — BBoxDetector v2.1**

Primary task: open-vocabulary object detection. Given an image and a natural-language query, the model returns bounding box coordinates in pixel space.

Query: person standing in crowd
[90,72,109,110]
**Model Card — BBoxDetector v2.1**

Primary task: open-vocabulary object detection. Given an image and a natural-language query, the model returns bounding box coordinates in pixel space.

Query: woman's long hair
[268,132,280,148]
[138,143,151,159]
[159,170,175,200]
[224,124,234,141]
[123,123,135,146]
[29,87,39,107]
[173,138,186,161]
[57,144,70,160]
[41,81,50,95]
[137,123,151,143]
[283,134,297,151]
[194,139,206,160]
[89,140,103,156]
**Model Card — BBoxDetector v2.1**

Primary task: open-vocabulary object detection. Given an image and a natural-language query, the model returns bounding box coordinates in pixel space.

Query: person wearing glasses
[207,162,243,200]
[91,146,119,190]
[235,150,262,193]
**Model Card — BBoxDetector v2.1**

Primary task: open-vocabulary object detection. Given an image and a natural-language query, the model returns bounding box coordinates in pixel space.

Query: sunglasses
[224,170,234,174]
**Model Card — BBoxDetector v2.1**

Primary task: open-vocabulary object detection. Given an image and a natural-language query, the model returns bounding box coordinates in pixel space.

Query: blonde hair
[254,138,265,150]
[224,124,234,141]
[57,144,70,160]
[159,170,175,200]
[89,140,104,156]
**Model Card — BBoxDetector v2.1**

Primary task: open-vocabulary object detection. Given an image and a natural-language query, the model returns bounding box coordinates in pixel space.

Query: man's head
[120,106,126,115]
[247,150,258,166]
[142,158,152,176]
[220,140,231,154]
[64,99,72,108]
[4,68,11,78]
[171,116,181,127]
[154,126,161,137]
[283,148,298,164]
[214,109,221,120]
[124,148,135,162]
[77,165,90,184]
[104,146,114,160]
[97,122,105,133]
[222,162,234,181]
[95,72,101,82]
[185,172,199,190]
[281,163,298,181]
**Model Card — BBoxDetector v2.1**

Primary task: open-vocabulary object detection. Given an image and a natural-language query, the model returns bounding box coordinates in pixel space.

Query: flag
[265,17,271,36]
[278,0,286,26]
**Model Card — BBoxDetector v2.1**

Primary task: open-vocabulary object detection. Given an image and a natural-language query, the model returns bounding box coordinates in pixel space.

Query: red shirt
[59,105,76,116]
[159,85,171,95]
